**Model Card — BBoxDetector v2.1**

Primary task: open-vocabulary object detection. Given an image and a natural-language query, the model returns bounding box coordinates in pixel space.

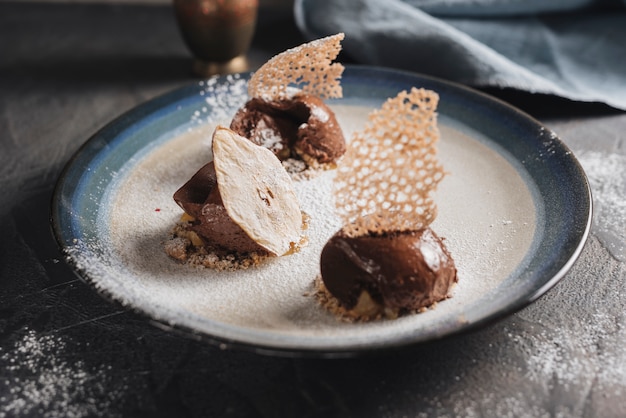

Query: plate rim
[50,64,593,358]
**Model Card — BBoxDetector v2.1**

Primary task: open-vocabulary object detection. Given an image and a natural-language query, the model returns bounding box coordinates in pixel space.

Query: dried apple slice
[211,125,303,256]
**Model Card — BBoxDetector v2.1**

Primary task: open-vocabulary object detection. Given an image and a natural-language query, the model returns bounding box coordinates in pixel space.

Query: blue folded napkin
[294,0,626,110]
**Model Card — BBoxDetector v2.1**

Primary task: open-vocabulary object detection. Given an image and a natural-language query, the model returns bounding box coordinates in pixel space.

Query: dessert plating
[165,34,346,268]
[230,33,347,174]
[165,33,457,320]
[317,87,458,320]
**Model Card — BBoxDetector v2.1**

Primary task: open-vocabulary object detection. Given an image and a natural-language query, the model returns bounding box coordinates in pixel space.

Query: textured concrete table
[1,2,625,417]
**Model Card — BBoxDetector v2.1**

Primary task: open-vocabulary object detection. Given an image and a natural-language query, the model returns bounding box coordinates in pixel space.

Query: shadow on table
[3,55,193,86]
[479,86,624,119]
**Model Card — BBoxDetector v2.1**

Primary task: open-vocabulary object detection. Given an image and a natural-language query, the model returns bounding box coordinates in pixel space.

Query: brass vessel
[173,0,258,76]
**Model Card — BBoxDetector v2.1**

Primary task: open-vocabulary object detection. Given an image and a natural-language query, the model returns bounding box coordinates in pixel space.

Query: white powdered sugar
[253,119,285,152]
[310,105,329,123]
[523,311,626,390]
[0,330,125,418]
[577,151,626,261]
[191,74,249,128]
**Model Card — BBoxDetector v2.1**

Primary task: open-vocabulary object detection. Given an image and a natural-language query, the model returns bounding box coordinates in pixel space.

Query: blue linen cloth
[294,0,626,110]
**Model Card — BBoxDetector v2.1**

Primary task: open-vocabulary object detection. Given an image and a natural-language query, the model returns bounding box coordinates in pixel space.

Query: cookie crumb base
[164,222,270,271]
[312,276,442,322]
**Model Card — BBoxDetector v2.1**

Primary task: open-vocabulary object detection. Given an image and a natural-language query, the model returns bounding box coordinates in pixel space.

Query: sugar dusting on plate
[64,81,537,349]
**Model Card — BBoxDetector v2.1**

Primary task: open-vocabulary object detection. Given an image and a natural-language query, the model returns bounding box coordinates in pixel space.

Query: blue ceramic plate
[51,66,592,357]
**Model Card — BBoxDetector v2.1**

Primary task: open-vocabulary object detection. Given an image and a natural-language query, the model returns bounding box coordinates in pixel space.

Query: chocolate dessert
[173,161,269,255]
[229,93,345,165]
[165,126,306,269]
[317,87,457,320]
[320,228,457,319]
[232,33,346,172]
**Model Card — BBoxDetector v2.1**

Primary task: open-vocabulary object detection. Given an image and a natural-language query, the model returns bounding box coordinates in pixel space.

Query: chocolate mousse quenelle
[230,33,347,176]
[317,88,458,321]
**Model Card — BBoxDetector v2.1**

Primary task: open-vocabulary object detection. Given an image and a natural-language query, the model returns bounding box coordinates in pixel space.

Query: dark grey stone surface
[1,2,625,417]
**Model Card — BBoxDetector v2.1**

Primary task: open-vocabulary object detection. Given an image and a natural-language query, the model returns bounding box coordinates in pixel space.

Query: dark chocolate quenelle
[320,228,458,316]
